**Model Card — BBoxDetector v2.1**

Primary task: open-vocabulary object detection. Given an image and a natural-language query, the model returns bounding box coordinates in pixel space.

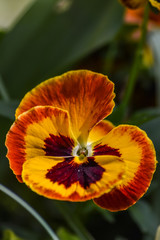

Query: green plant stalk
[0,184,59,240]
[0,75,10,101]
[54,201,95,240]
[111,3,150,122]
[122,3,150,108]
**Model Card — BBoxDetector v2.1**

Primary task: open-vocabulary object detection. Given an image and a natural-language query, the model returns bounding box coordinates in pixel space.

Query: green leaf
[2,229,24,240]
[0,0,124,98]
[54,201,94,240]
[115,237,127,240]
[129,200,159,237]
[0,100,18,120]
[0,30,6,42]
[57,228,80,240]
[94,205,115,223]
[128,107,160,125]
[140,116,160,157]
[149,31,160,106]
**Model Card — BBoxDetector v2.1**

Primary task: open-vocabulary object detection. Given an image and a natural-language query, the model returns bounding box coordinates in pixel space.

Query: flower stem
[0,75,10,101]
[0,184,59,240]
[111,3,150,123]
[54,201,95,240]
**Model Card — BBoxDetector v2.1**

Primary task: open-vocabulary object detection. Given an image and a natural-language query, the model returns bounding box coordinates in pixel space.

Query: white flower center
[72,144,92,160]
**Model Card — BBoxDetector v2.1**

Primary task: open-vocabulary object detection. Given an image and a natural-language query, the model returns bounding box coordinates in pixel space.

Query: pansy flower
[6,70,156,211]
[120,0,160,10]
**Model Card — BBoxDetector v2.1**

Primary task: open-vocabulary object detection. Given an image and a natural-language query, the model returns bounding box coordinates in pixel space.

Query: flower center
[77,147,88,160]
[72,144,92,160]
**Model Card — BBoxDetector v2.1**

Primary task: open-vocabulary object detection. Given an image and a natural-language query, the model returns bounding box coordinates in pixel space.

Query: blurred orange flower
[5,70,157,211]
[125,7,160,29]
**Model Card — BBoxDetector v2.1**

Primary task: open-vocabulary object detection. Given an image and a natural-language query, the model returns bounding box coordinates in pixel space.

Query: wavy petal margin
[5,106,76,182]
[22,155,125,201]
[93,125,157,211]
[88,120,114,143]
[15,70,115,145]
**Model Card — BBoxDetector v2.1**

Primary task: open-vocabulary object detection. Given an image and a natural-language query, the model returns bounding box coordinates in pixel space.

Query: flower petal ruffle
[88,120,114,143]
[22,155,125,201]
[5,106,76,182]
[15,70,115,145]
[93,125,157,211]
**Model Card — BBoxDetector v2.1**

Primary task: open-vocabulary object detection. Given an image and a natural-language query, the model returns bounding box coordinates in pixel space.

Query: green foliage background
[0,0,160,240]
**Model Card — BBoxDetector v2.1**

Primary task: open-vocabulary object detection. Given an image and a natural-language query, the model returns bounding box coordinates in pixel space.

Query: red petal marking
[94,127,156,211]
[6,124,27,181]
[5,106,73,182]
[44,134,74,156]
[93,143,121,157]
[46,157,105,189]
[15,70,115,143]
[16,175,23,183]
[23,171,102,201]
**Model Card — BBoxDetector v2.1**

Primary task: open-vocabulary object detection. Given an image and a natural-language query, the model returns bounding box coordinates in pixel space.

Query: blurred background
[0,0,160,239]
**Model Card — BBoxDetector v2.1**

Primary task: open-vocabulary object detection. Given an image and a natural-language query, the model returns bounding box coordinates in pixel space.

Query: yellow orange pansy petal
[15,70,115,145]
[5,106,76,182]
[88,120,114,143]
[93,125,156,211]
[22,155,125,201]
[119,0,147,9]
[149,0,160,10]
